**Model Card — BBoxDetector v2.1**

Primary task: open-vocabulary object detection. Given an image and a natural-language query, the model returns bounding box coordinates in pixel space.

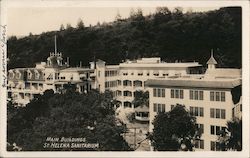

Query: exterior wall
[148,86,234,151]
[99,64,197,109]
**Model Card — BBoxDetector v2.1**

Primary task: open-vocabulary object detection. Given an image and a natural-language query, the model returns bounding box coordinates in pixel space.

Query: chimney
[54,35,57,54]
[67,57,70,67]
[79,61,82,68]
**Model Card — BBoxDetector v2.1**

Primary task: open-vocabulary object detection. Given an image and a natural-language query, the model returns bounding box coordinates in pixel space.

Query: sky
[7,7,220,37]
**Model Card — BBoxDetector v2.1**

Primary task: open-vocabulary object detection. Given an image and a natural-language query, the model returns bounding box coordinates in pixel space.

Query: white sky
[7,7,219,37]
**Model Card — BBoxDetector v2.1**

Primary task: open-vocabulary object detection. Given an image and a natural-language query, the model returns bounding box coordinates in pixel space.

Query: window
[28,72,32,79]
[210,91,226,102]
[123,80,132,86]
[200,108,204,117]
[194,139,204,149]
[210,108,215,118]
[216,126,220,135]
[171,89,184,99]
[194,91,198,100]
[211,125,226,135]
[216,109,220,118]
[16,73,21,79]
[153,88,165,97]
[153,103,165,113]
[211,141,216,151]
[9,72,14,79]
[221,92,225,102]
[190,90,204,100]
[190,106,204,117]
[210,92,214,101]
[171,89,174,98]
[210,108,226,119]
[124,91,132,97]
[105,70,118,77]
[196,124,204,134]
[199,91,203,100]
[221,109,226,119]
[180,90,184,99]
[216,92,220,101]
[210,125,215,135]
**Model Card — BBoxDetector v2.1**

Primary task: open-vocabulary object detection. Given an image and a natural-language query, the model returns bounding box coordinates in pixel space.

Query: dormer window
[35,71,40,79]
[16,72,21,79]
[28,70,32,79]
[9,72,14,79]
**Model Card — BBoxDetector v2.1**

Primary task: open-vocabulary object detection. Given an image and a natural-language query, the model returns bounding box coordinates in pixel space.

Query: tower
[46,35,63,67]
[206,49,217,70]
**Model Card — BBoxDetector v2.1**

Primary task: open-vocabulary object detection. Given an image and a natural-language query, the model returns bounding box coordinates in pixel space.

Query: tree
[77,18,85,29]
[115,11,122,21]
[7,7,242,69]
[7,89,131,151]
[150,104,200,151]
[66,23,73,30]
[218,118,242,151]
[59,24,65,31]
[132,90,149,108]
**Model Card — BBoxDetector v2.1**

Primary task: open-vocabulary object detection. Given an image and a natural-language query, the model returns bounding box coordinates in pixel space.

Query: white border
[0,0,249,157]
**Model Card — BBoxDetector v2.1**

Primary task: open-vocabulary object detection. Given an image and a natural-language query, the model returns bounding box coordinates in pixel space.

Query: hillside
[7,7,242,69]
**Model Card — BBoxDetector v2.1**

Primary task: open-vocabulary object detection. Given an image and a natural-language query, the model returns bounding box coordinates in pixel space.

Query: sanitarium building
[7,40,242,151]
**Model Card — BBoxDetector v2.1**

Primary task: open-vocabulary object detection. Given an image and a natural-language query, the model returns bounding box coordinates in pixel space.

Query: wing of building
[145,51,242,151]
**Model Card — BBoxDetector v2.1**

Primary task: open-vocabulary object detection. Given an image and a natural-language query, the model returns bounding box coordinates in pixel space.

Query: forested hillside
[7,7,242,69]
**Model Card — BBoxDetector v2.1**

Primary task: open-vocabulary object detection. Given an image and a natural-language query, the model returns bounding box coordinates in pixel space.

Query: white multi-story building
[95,57,202,110]
[7,52,95,107]
[145,52,242,151]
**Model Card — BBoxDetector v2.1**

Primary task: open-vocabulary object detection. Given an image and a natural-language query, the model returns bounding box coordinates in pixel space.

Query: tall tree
[77,18,85,29]
[60,24,65,31]
[7,89,131,151]
[218,118,242,151]
[150,104,200,151]
[132,90,149,108]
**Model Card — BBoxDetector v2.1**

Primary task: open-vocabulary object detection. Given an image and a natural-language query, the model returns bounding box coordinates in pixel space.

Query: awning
[135,105,149,113]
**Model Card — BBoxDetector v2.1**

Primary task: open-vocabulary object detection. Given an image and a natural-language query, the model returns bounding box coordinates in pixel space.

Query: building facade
[95,57,202,109]
[8,52,94,106]
[146,53,242,151]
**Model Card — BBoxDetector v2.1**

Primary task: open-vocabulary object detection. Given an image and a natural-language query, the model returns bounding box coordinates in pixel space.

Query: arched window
[123,80,132,86]
[133,80,142,87]
[123,90,132,97]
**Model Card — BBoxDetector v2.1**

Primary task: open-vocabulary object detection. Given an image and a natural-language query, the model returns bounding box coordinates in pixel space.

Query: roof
[206,51,218,65]
[119,62,202,68]
[134,105,149,112]
[106,65,119,69]
[205,68,241,78]
[60,67,93,72]
[145,78,241,89]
